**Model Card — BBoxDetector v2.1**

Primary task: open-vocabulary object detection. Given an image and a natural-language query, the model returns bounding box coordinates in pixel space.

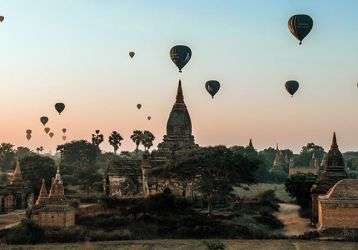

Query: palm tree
[130,130,143,151]
[142,130,155,151]
[108,131,123,154]
[92,129,104,150]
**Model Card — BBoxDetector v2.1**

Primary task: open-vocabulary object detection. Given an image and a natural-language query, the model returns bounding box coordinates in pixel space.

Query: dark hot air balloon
[137,104,142,110]
[26,134,31,141]
[55,103,65,114]
[129,51,135,58]
[285,80,300,97]
[26,129,32,134]
[44,127,50,134]
[49,132,54,138]
[288,14,313,45]
[40,116,48,126]
[62,135,67,141]
[62,128,67,133]
[205,80,221,98]
[0,16,4,22]
[170,45,192,73]
[147,116,151,120]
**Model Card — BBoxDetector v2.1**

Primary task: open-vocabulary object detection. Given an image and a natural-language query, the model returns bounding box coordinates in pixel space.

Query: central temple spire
[176,80,184,103]
[331,132,338,149]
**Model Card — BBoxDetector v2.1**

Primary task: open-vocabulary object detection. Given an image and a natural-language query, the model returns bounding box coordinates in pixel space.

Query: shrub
[203,240,226,250]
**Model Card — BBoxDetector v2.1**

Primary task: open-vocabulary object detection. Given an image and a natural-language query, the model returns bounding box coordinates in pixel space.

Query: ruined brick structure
[318,179,358,230]
[288,153,320,176]
[0,160,33,213]
[311,132,347,224]
[31,167,75,227]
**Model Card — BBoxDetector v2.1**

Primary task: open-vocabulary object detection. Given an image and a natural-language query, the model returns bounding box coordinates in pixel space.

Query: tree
[295,143,325,166]
[91,130,104,151]
[0,143,16,172]
[16,147,34,159]
[108,131,123,154]
[20,155,56,194]
[142,130,155,151]
[172,146,258,215]
[130,130,143,151]
[285,173,317,209]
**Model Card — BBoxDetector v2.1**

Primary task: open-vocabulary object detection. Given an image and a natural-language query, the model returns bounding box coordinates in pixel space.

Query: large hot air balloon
[40,116,49,126]
[62,135,67,141]
[129,51,135,58]
[26,133,31,141]
[44,127,50,134]
[147,116,151,121]
[288,14,313,45]
[205,80,221,99]
[137,104,142,110]
[62,128,67,134]
[49,132,54,138]
[0,16,4,22]
[170,45,192,73]
[55,103,65,114]
[285,80,300,97]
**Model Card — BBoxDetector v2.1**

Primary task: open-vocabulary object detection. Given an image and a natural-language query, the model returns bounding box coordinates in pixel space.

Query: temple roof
[248,139,254,149]
[319,179,358,200]
[326,132,345,167]
[35,179,48,205]
[48,166,65,199]
[10,160,23,184]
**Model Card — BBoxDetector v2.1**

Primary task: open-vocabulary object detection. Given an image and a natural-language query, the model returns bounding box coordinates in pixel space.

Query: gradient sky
[1,0,358,153]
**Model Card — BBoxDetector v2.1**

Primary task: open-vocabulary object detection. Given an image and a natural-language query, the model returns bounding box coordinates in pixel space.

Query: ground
[5,240,358,250]
[0,210,25,230]
[234,183,293,203]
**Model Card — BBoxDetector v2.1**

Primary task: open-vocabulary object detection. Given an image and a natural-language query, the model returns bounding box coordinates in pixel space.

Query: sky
[0,0,358,153]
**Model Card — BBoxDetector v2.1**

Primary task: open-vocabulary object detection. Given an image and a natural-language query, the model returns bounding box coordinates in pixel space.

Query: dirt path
[0,210,25,230]
[275,203,312,236]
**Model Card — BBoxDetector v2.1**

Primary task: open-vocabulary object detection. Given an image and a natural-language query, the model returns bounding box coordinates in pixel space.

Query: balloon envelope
[170,45,192,73]
[285,80,300,96]
[0,16,4,22]
[49,132,54,138]
[288,14,313,45]
[44,127,50,134]
[129,51,135,58]
[137,104,142,110]
[62,135,67,141]
[40,116,49,126]
[62,128,67,133]
[147,116,151,120]
[205,80,221,98]
[26,129,32,134]
[55,103,65,114]
[26,134,31,140]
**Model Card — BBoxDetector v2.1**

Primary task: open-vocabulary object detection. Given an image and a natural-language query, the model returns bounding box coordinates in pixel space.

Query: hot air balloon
[170,45,192,73]
[205,80,221,99]
[285,80,300,97]
[147,116,151,120]
[62,128,67,134]
[288,14,313,45]
[40,116,49,126]
[49,132,54,138]
[26,129,32,134]
[137,104,142,110]
[44,127,50,134]
[0,16,4,22]
[26,133,31,141]
[129,51,135,58]
[55,103,65,114]
[62,135,67,141]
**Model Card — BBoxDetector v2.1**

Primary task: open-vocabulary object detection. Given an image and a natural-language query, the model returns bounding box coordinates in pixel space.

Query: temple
[311,132,348,223]
[271,145,288,172]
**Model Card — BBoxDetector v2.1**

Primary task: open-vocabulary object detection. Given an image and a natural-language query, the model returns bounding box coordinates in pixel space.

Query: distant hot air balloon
[288,14,313,45]
[49,132,54,138]
[62,135,67,141]
[205,80,221,99]
[26,129,32,134]
[0,16,4,22]
[55,103,65,114]
[62,128,67,134]
[137,104,142,110]
[170,45,192,73]
[26,133,31,141]
[285,80,300,97]
[40,116,49,126]
[147,116,151,120]
[129,51,135,58]
[44,127,50,134]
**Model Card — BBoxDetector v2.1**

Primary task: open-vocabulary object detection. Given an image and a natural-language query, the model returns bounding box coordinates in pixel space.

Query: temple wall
[33,211,75,227]
[289,167,317,176]
[318,201,358,229]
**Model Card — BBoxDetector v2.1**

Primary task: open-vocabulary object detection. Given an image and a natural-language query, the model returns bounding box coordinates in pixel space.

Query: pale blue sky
[0,1,358,152]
